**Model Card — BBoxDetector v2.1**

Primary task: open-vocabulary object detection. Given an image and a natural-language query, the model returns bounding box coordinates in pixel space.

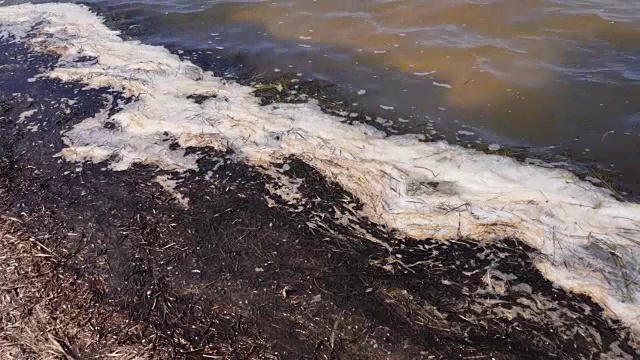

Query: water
[5,0,640,192]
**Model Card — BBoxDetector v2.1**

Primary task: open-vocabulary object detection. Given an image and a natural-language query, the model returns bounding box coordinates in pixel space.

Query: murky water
[5,0,640,191]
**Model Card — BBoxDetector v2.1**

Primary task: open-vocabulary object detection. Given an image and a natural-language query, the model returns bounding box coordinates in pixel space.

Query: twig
[330,311,344,350]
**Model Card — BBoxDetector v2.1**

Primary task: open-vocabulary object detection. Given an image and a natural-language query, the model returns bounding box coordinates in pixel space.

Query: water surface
[6,0,640,191]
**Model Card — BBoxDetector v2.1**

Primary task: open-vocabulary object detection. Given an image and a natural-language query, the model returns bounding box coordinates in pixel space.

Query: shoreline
[0,3,639,358]
[91,4,640,202]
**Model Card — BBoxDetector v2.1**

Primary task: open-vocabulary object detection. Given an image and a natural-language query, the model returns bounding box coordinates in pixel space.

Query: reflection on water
[233,0,561,107]
[230,0,639,111]
[3,0,640,192]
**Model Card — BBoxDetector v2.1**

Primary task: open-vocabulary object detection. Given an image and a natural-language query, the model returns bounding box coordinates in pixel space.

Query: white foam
[413,71,436,76]
[155,175,190,209]
[2,3,640,333]
[17,109,37,123]
[433,81,453,89]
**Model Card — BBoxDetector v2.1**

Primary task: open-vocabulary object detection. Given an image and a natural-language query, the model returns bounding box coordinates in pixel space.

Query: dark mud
[0,32,639,360]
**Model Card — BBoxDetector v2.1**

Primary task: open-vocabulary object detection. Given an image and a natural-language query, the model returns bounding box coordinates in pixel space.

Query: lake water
[5,0,640,193]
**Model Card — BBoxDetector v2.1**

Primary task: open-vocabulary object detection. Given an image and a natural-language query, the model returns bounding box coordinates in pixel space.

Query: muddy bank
[0,18,639,360]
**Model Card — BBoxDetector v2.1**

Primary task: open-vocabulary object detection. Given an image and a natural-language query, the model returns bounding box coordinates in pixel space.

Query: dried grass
[0,221,154,360]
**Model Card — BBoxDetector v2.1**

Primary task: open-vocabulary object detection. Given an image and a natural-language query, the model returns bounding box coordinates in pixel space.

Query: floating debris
[432,81,452,89]
[413,71,436,76]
